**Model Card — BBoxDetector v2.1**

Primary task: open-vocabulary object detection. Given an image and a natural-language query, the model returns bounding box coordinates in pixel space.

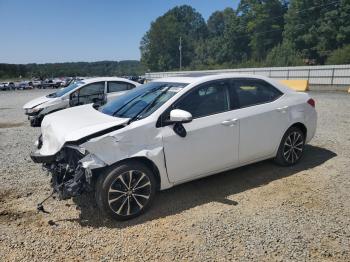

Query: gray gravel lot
[0,89,349,261]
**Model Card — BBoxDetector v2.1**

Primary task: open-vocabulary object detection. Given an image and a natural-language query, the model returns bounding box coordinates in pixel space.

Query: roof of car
[153,73,271,84]
[81,77,139,85]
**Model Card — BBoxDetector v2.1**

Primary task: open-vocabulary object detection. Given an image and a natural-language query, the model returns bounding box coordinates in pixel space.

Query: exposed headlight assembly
[65,144,87,155]
[26,107,42,114]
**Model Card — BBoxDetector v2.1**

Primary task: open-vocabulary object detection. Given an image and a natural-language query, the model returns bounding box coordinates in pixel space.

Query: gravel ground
[0,89,349,261]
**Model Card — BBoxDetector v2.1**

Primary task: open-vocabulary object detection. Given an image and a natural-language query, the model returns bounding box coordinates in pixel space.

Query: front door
[160,80,239,183]
[70,81,106,106]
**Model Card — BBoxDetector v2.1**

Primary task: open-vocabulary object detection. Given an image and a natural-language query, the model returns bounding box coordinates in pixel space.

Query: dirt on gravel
[0,89,349,261]
[0,122,25,128]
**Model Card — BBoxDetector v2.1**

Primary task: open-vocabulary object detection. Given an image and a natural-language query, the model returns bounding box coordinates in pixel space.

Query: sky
[0,0,239,64]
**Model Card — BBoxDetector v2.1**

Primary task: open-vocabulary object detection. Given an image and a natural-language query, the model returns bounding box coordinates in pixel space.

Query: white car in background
[23,77,139,126]
[30,74,317,220]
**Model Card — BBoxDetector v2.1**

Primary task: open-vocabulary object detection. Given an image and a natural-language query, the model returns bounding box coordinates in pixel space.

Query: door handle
[276,106,288,112]
[221,119,238,126]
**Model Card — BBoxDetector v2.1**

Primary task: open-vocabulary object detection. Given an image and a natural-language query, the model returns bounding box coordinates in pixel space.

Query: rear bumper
[305,110,317,143]
[30,151,56,163]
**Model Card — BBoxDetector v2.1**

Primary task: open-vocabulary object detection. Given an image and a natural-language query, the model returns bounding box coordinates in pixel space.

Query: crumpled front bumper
[27,115,43,127]
[30,132,109,199]
[30,151,56,163]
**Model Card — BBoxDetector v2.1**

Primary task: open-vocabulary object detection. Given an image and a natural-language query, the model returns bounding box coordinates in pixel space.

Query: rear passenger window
[174,80,229,118]
[108,82,135,93]
[233,80,282,108]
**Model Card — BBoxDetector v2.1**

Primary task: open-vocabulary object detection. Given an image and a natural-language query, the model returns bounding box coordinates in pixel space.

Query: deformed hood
[23,95,55,109]
[39,104,129,156]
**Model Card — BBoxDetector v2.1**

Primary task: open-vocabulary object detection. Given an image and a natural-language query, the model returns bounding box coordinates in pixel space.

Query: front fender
[39,100,69,116]
[81,131,172,190]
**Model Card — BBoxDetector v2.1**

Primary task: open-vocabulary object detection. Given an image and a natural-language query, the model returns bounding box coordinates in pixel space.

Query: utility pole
[179,37,182,71]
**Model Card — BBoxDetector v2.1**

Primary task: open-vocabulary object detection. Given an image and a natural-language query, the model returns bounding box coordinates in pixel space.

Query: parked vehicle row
[0,78,75,91]
[1,81,33,90]
[1,76,145,91]
[27,74,317,221]
[1,82,13,90]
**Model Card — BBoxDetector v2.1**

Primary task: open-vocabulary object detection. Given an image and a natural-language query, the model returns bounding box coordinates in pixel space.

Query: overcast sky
[0,0,239,64]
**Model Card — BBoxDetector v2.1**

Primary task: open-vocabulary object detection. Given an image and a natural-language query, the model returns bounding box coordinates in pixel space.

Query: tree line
[0,60,145,80]
[140,0,350,71]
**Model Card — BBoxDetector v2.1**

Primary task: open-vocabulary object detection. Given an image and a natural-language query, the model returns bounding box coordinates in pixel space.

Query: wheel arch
[289,122,307,138]
[102,156,162,191]
[128,156,161,191]
[274,122,308,156]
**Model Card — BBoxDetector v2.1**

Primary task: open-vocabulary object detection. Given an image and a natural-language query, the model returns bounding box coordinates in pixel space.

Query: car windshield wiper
[46,92,57,98]
[128,86,172,125]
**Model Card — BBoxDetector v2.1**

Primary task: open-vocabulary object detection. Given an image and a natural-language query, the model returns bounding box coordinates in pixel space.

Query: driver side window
[71,81,105,106]
[174,80,230,119]
[79,82,105,96]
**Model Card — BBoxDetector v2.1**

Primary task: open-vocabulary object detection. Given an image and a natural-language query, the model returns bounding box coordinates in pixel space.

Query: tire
[95,160,156,221]
[30,116,43,127]
[274,126,305,166]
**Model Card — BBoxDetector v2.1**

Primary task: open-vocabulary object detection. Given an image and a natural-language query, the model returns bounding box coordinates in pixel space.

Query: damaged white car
[30,74,317,220]
[23,77,139,127]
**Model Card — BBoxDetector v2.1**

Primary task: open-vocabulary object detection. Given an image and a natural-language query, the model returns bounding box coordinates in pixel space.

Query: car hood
[23,95,55,109]
[39,104,129,156]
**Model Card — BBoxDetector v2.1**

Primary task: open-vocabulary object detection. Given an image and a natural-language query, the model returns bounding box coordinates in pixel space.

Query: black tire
[274,126,305,166]
[95,160,156,221]
[30,117,43,127]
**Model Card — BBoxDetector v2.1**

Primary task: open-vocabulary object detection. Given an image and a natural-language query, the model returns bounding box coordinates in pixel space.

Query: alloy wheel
[108,170,151,216]
[283,131,304,164]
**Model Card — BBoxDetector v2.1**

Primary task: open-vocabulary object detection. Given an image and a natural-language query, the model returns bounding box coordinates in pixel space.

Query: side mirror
[169,109,192,123]
[92,97,100,103]
[69,92,79,106]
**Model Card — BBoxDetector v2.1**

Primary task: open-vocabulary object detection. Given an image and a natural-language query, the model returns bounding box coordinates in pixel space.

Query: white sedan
[23,77,139,127]
[30,74,317,220]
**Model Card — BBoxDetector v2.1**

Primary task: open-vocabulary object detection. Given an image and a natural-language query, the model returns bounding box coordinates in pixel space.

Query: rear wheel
[274,126,305,166]
[95,161,156,220]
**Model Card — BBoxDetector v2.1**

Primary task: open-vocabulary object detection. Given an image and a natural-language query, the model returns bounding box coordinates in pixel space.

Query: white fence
[145,64,350,86]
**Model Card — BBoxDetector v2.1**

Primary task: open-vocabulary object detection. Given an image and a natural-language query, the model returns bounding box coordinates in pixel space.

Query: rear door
[230,79,289,163]
[160,80,239,183]
[106,81,136,102]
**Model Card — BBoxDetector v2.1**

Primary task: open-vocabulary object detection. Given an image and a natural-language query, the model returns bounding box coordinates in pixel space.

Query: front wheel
[95,161,156,221]
[274,126,305,166]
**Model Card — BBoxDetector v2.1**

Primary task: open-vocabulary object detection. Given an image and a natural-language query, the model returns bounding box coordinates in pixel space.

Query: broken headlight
[65,144,88,156]
[26,107,42,115]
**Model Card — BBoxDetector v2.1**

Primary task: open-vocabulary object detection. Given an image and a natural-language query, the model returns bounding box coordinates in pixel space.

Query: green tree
[265,41,304,66]
[140,5,207,71]
[326,44,350,65]
[196,8,249,66]
[237,0,287,60]
[284,0,350,63]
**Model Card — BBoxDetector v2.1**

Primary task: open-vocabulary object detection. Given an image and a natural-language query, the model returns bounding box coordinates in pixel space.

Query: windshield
[101,81,187,119]
[46,81,84,98]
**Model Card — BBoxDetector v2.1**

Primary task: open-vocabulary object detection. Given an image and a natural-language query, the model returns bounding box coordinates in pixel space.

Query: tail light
[307,98,315,108]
